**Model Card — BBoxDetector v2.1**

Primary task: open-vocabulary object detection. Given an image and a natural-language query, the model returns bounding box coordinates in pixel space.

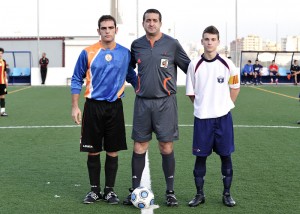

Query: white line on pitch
[140,151,154,214]
[1,124,300,129]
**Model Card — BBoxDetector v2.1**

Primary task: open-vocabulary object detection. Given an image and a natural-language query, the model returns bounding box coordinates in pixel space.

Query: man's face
[201,33,220,53]
[97,20,117,43]
[0,51,3,60]
[142,13,162,36]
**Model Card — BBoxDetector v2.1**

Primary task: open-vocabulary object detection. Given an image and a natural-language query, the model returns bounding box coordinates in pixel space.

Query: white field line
[140,151,154,214]
[1,124,300,129]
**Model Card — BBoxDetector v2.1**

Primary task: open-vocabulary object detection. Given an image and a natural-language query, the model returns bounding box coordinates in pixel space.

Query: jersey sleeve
[126,65,137,88]
[186,61,195,96]
[228,60,240,89]
[71,50,88,94]
[175,40,191,74]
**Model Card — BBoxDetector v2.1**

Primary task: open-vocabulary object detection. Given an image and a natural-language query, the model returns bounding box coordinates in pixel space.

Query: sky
[1,0,300,47]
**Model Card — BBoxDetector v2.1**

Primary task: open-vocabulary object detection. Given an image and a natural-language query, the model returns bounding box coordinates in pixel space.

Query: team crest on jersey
[105,54,112,62]
[160,59,168,68]
[217,76,225,83]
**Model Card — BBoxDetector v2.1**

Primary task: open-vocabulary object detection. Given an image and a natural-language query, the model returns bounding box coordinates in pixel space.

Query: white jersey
[186,54,240,119]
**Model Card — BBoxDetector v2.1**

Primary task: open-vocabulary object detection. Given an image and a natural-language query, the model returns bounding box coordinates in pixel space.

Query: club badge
[160,59,168,68]
[217,76,225,83]
[105,54,112,62]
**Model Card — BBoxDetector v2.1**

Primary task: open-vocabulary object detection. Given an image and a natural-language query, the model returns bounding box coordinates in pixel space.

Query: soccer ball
[131,187,155,209]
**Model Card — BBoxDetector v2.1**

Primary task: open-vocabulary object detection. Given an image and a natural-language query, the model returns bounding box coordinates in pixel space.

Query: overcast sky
[1,0,300,46]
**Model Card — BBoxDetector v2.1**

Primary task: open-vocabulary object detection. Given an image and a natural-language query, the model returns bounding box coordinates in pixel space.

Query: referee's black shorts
[80,98,127,153]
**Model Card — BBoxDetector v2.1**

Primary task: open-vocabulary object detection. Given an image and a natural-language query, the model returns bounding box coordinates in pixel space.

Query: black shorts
[0,84,7,96]
[80,98,127,153]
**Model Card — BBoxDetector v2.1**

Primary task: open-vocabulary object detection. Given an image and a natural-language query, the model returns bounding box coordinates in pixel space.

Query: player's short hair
[0,47,4,53]
[202,26,219,40]
[294,59,298,63]
[143,9,162,22]
[98,15,117,29]
[248,60,252,63]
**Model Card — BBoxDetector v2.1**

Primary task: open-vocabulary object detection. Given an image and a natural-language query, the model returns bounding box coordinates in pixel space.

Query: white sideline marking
[140,151,154,214]
[1,124,300,129]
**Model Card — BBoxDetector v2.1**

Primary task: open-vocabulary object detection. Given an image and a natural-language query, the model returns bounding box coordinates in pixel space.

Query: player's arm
[228,61,240,103]
[71,50,88,124]
[186,61,195,103]
[126,52,137,88]
[72,94,81,124]
[188,95,195,103]
[230,88,240,103]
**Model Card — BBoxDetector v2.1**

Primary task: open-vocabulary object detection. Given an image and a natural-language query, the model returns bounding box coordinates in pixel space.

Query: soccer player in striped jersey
[71,15,136,205]
[0,47,8,117]
[186,26,240,207]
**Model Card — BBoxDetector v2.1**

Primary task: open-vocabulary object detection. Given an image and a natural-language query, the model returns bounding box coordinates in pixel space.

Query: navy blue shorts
[192,112,235,157]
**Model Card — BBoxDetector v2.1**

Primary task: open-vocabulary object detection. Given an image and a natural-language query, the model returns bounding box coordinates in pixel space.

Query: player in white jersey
[186,26,240,208]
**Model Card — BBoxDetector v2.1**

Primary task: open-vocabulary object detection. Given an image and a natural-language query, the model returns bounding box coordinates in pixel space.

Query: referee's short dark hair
[143,9,162,22]
[0,47,4,53]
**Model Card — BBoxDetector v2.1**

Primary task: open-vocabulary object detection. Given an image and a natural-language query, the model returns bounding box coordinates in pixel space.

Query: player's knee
[134,141,149,154]
[159,142,173,155]
[106,151,118,157]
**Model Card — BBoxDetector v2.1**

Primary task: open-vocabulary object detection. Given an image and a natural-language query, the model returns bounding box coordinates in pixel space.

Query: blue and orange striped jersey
[0,59,7,84]
[71,41,137,102]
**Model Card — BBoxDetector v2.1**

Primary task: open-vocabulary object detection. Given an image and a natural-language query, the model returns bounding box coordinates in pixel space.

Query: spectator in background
[241,60,254,85]
[253,59,263,85]
[39,52,49,84]
[269,60,279,84]
[290,59,300,85]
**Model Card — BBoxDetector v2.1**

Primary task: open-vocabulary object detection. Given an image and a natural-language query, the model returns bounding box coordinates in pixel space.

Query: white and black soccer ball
[131,187,155,209]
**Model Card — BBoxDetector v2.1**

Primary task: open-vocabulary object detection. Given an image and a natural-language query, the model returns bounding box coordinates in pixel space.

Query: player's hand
[72,106,81,125]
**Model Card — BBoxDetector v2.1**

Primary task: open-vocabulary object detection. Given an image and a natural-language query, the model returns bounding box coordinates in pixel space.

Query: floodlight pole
[136,0,139,38]
[235,0,238,66]
[37,0,40,67]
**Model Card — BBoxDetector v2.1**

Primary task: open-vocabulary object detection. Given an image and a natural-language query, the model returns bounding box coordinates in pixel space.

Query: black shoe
[188,193,205,207]
[83,191,102,204]
[123,188,134,205]
[166,190,178,206]
[1,112,8,117]
[103,190,119,205]
[222,194,236,207]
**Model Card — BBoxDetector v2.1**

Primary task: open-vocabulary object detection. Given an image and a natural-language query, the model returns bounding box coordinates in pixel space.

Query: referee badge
[160,59,168,68]
[105,54,112,62]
